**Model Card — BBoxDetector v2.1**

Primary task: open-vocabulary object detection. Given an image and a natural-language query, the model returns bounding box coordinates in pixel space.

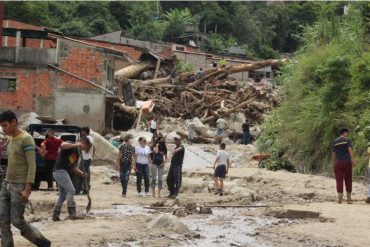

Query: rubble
[111,59,284,144]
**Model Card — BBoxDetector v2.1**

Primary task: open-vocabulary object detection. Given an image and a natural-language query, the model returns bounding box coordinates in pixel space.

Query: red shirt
[43,137,63,161]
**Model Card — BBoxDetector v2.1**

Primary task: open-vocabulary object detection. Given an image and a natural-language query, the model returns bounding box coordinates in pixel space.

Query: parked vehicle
[28,124,81,190]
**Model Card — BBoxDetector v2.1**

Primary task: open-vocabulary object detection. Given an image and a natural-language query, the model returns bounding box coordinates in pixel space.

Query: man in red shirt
[41,129,63,191]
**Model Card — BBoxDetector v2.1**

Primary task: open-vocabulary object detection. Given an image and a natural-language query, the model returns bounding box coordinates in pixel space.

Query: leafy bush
[176,60,193,73]
[258,4,370,175]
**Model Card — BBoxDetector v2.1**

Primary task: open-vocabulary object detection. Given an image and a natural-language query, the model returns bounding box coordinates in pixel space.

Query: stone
[264,208,321,219]
[192,117,215,138]
[166,131,181,143]
[148,214,191,234]
[90,130,119,165]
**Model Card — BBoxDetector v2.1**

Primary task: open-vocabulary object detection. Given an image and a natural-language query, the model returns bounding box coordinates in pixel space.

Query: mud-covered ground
[12,144,370,247]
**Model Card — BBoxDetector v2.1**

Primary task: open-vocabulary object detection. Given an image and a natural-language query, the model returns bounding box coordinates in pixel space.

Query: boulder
[166,131,181,143]
[192,118,215,138]
[148,214,191,234]
[18,112,42,128]
[90,130,119,165]
[226,112,246,132]
[122,130,153,146]
[250,125,262,138]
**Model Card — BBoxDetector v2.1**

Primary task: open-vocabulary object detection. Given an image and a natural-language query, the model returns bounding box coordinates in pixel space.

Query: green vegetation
[258,3,370,175]
[4,1,333,59]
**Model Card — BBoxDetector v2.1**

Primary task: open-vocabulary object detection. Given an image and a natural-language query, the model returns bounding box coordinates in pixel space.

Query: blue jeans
[243,131,250,145]
[53,170,76,208]
[120,162,131,195]
[0,182,50,246]
[216,128,224,136]
[151,164,164,190]
[136,163,150,193]
[76,159,91,193]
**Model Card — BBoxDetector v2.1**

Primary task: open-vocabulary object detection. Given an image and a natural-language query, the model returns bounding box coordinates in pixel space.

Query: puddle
[90,204,154,218]
[93,205,284,247]
[182,208,279,247]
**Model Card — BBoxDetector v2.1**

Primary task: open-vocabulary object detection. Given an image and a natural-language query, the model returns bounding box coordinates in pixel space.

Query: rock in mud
[264,208,321,219]
[148,214,191,234]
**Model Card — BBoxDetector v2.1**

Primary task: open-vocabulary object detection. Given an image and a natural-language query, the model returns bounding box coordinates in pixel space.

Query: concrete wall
[54,91,105,132]
[0,47,56,65]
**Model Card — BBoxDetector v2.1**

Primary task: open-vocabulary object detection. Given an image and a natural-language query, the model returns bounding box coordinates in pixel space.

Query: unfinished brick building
[0,20,133,132]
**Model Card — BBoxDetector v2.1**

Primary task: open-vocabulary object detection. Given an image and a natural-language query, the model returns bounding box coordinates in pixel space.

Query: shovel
[83,172,92,213]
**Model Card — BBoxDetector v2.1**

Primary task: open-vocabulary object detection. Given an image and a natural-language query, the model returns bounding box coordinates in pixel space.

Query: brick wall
[56,39,107,91]
[0,68,53,112]
[2,19,55,48]
[76,38,143,61]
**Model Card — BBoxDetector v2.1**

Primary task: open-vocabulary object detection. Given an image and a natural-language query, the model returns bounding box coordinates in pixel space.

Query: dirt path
[12,144,370,247]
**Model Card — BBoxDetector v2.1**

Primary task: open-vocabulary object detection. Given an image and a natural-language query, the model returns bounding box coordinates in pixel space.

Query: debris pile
[114,59,284,143]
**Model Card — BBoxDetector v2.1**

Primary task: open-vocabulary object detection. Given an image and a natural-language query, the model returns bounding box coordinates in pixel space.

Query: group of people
[0,110,96,246]
[117,131,185,199]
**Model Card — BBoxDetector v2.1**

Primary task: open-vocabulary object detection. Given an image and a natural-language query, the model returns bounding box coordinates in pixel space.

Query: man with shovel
[0,110,51,247]
[51,138,89,221]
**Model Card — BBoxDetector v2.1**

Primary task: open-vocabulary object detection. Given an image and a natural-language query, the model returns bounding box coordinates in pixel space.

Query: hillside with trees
[258,2,370,175]
[3,1,331,59]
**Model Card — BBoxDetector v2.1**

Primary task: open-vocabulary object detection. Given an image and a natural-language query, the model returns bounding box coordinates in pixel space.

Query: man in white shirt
[213,143,230,196]
[216,117,227,136]
[77,127,95,195]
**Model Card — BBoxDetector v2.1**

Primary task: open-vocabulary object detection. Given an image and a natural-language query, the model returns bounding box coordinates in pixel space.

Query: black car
[28,124,81,190]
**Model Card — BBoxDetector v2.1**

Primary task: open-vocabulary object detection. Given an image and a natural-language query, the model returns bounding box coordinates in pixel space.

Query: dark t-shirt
[44,137,63,161]
[54,146,79,172]
[119,143,135,164]
[332,137,353,162]
[242,123,250,132]
[171,145,185,166]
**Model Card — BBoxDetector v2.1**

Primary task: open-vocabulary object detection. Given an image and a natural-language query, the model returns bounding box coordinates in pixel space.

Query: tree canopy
[4,1,365,58]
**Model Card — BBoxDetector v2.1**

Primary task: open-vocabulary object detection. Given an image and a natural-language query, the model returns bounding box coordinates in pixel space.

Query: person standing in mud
[149,117,159,136]
[135,137,152,197]
[76,127,95,195]
[151,136,167,197]
[117,134,135,197]
[167,137,185,199]
[0,110,51,247]
[332,128,355,204]
[40,129,63,191]
[51,138,89,221]
[213,143,230,196]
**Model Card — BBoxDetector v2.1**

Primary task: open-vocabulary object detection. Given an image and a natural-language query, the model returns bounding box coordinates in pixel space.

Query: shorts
[214,164,227,178]
[150,128,157,134]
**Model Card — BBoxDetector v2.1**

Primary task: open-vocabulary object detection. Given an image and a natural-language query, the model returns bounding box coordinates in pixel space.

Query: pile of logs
[115,59,285,126]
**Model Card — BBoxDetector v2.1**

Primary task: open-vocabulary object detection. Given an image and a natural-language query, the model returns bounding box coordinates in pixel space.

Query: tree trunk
[115,61,156,81]
[186,59,287,88]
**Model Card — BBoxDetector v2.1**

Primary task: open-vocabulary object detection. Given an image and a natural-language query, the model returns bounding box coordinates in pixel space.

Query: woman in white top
[134,137,152,196]
[149,117,159,135]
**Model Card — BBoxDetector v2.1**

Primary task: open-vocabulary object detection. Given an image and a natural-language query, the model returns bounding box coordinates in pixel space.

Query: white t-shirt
[150,120,157,130]
[135,145,151,164]
[216,118,226,129]
[216,150,229,166]
[82,136,94,160]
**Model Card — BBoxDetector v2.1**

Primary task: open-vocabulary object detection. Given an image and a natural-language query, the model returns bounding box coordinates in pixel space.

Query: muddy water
[92,205,280,247]
[182,208,278,247]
